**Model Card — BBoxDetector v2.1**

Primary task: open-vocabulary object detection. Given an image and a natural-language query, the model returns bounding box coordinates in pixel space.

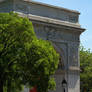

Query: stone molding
[17,12,85,33]
[69,67,80,72]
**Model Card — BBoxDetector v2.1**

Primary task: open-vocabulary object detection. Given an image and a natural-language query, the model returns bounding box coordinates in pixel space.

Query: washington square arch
[0,0,85,92]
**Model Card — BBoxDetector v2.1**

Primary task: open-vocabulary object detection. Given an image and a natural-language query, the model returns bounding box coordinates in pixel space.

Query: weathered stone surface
[14,0,79,23]
[0,0,13,12]
[0,0,85,92]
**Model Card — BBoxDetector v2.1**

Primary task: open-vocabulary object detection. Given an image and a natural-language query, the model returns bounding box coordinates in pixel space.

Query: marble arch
[0,0,85,92]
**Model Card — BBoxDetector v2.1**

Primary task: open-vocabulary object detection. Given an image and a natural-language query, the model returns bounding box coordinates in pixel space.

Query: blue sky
[33,0,92,51]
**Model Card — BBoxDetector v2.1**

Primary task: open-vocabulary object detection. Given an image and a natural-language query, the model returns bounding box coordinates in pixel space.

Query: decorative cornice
[18,12,85,33]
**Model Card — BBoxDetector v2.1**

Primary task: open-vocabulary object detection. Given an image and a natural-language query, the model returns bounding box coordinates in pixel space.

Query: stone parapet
[0,0,81,24]
[24,0,80,24]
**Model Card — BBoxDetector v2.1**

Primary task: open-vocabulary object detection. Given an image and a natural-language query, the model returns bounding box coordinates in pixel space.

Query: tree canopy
[80,46,92,92]
[0,12,59,92]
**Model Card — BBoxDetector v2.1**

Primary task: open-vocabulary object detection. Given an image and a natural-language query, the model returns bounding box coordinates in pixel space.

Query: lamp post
[62,79,67,92]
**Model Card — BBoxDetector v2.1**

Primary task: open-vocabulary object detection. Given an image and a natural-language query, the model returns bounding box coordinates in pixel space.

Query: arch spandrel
[52,43,67,71]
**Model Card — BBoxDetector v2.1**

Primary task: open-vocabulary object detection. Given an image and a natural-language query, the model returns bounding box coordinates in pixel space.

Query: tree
[23,39,59,92]
[80,46,92,92]
[0,12,36,92]
[0,12,59,92]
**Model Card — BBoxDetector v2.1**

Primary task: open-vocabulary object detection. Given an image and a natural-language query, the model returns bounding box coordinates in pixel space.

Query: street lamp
[62,79,67,92]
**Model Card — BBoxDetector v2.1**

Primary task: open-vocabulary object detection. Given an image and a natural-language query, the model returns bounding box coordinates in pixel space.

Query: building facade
[0,0,85,92]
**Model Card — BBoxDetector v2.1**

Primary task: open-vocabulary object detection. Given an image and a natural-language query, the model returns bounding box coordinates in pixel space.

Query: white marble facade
[0,0,85,92]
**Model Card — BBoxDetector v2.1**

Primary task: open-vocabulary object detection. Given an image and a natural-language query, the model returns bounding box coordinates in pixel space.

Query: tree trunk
[7,79,11,92]
[0,80,3,92]
[84,88,86,92]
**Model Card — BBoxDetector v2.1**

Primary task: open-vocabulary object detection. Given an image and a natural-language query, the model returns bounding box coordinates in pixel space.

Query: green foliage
[23,39,59,92]
[0,12,59,92]
[0,12,36,92]
[48,78,56,90]
[80,46,92,92]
